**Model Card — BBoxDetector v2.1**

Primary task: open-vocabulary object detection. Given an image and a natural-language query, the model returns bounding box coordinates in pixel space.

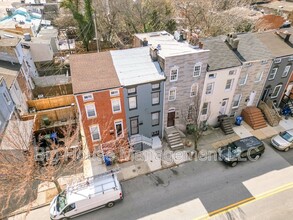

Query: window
[232,94,242,108]
[114,121,123,137]
[271,84,282,98]
[239,73,248,85]
[130,117,139,135]
[151,112,160,126]
[282,65,291,78]
[208,73,216,78]
[255,71,263,82]
[225,79,233,91]
[128,87,136,95]
[3,92,11,104]
[85,104,96,118]
[201,102,209,115]
[229,70,235,75]
[90,125,101,141]
[110,90,119,97]
[63,204,76,214]
[168,88,176,101]
[152,92,160,105]
[128,96,137,110]
[268,68,278,80]
[83,93,93,101]
[152,130,159,136]
[274,58,281,64]
[111,99,121,113]
[152,83,160,90]
[206,82,214,95]
[193,63,201,77]
[190,83,198,97]
[170,68,178,82]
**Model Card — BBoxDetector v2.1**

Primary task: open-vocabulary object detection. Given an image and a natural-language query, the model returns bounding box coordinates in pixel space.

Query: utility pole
[93,10,99,52]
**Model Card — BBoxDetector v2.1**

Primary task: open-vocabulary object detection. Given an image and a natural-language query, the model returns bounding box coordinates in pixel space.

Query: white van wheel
[284,147,290,152]
[107,202,115,208]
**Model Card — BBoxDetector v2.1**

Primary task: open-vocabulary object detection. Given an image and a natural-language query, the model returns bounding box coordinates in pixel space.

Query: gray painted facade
[124,81,164,138]
[261,56,293,106]
[0,79,15,132]
[163,51,210,131]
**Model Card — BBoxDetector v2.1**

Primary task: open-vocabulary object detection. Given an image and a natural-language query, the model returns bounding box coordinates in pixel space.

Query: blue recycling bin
[104,156,112,166]
[235,116,243,126]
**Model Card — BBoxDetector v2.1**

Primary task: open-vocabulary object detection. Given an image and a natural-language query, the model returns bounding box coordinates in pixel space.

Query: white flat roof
[110,47,165,86]
[134,31,208,58]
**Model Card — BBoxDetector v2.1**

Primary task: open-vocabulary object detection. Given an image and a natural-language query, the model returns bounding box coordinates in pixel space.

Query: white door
[247,91,256,106]
[219,98,229,115]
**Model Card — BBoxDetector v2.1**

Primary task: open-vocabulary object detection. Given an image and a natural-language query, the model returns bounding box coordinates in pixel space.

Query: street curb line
[194,181,293,220]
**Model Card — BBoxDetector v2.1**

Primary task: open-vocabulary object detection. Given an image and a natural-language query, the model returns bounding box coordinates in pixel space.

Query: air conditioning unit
[38,94,44,99]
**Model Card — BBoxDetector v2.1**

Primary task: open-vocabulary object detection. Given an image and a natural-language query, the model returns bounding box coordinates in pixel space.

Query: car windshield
[280,131,293,143]
[56,191,67,212]
[227,143,241,156]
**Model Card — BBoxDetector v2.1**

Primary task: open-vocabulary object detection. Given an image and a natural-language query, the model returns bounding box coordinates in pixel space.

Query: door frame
[167,108,175,127]
[114,120,124,138]
[219,98,229,115]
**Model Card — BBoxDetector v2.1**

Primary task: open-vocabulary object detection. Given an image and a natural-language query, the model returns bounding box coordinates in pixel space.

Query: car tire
[106,201,115,208]
[284,147,290,152]
[231,161,238,167]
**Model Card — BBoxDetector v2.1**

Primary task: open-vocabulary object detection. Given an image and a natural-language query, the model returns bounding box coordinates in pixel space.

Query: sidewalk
[7,117,293,218]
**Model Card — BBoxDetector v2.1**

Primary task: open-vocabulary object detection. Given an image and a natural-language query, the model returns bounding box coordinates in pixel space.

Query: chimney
[226,33,239,50]
[275,30,291,42]
[150,47,158,61]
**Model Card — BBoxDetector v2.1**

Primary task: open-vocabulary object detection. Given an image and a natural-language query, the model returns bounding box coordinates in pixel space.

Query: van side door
[62,203,76,218]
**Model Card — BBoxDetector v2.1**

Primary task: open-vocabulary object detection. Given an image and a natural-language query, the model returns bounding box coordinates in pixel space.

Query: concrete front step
[170,143,184,150]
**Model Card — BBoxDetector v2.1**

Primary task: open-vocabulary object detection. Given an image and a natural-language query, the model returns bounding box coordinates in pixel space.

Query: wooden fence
[28,95,75,111]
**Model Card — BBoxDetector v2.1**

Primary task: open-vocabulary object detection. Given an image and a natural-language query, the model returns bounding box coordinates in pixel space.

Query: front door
[247,91,256,106]
[167,111,175,127]
[219,98,229,115]
[285,83,293,97]
[261,88,270,102]
[115,121,123,138]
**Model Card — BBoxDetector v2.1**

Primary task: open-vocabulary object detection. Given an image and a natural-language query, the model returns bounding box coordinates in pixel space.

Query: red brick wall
[76,87,127,153]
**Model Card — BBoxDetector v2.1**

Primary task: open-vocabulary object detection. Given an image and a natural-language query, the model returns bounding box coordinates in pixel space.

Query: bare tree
[0,119,81,217]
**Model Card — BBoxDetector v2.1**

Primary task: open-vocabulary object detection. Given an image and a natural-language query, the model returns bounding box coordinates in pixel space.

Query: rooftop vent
[150,45,161,61]
[142,38,148,46]
[275,30,291,42]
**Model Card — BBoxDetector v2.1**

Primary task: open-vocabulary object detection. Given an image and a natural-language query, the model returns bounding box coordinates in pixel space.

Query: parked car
[218,136,265,167]
[271,130,293,152]
[50,171,123,220]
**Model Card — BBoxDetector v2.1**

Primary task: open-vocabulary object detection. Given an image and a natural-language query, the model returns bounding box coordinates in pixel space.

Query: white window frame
[208,73,216,78]
[128,96,137,110]
[152,92,160,105]
[85,103,97,118]
[206,82,214,95]
[255,71,263,83]
[110,89,119,97]
[151,112,160,126]
[193,63,202,77]
[201,102,209,115]
[190,83,198,97]
[83,93,93,101]
[90,125,101,141]
[282,65,291,78]
[170,67,178,82]
[111,99,121,113]
[268,68,278,80]
[168,88,176,101]
[3,91,11,104]
[232,94,242,109]
[127,87,136,94]
[271,85,282,98]
[152,83,160,90]
[225,79,233,91]
[239,73,248,85]
[114,120,124,138]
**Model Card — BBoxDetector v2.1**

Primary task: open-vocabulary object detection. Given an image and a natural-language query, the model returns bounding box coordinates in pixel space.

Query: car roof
[233,136,263,150]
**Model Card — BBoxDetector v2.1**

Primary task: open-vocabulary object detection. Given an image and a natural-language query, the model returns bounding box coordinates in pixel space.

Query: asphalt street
[75,138,293,220]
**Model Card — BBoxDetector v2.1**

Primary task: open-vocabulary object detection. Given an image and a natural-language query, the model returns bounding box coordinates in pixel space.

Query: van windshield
[280,131,293,143]
[227,143,241,156]
[56,191,67,212]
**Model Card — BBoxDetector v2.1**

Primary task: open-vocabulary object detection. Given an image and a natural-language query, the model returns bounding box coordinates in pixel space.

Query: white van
[49,171,123,220]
